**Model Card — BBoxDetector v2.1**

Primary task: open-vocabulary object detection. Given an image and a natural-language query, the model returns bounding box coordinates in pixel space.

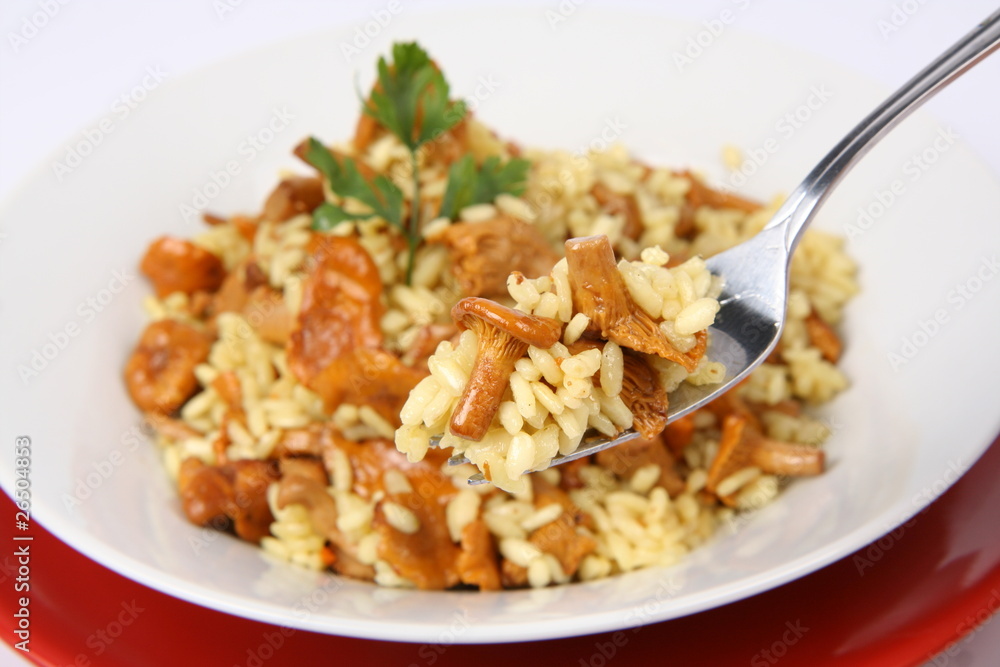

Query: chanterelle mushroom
[618,351,670,439]
[433,214,560,299]
[706,413,824,505]
[449,297,562,441]
[564,235,705,372]
[567,339,668,439]
[590,182,643,241]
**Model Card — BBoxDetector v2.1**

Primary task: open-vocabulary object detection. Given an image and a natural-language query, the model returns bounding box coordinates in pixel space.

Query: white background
[1,0,998,665]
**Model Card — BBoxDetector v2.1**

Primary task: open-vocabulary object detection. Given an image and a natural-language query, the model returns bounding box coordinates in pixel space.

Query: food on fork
[395,234,727,493]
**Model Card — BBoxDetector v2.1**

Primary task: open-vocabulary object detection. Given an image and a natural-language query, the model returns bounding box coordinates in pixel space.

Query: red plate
[3,435,999,667]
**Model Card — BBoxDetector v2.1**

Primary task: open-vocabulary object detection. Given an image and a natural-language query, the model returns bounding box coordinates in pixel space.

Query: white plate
[2,6,999,643]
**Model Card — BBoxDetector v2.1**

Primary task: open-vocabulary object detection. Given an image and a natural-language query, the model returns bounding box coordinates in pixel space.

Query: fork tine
[467,473,489,485]
[542,429,643,468]
[433,428,644,484]
[457,429,644,485]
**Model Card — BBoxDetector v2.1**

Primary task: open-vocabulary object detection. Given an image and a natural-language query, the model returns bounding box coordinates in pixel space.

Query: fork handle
[766,9,1000,253]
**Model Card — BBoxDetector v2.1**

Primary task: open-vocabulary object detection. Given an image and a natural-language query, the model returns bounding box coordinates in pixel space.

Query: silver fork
[449,10,1000,485]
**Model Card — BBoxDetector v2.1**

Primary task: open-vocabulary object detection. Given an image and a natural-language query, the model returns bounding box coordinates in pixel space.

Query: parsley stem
[405,150,420,285]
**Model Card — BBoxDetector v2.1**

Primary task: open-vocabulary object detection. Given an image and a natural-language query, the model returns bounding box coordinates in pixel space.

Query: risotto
[123,42,857,590]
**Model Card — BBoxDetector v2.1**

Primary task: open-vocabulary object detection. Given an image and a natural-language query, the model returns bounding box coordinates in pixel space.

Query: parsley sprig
[369,42,467,284]
[439,155,531,220]
[305,138,405,232]
[306,42,466,284]
[306,42,531,285]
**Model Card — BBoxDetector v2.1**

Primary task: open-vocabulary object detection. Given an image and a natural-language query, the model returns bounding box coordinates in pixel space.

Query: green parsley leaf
[439,155,532,220]
[365,42,466,151]
[312,202,364,231]
[303,137,405,232]
[438,155,477,222]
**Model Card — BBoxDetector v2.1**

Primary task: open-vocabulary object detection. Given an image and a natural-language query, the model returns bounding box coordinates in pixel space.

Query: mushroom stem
[449,326,529,440]
[707,414,825,501]
[448,298,562,441]
[751,438,825,477]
